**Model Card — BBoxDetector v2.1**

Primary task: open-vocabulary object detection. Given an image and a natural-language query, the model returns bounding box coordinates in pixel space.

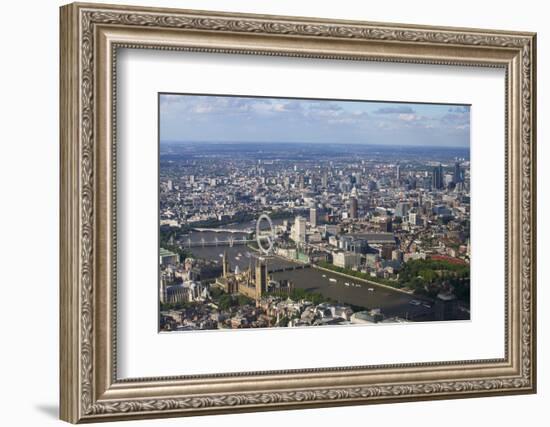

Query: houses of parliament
[215,252,293,302]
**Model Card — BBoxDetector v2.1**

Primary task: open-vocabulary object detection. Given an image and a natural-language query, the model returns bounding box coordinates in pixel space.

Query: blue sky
[160,94,470,147]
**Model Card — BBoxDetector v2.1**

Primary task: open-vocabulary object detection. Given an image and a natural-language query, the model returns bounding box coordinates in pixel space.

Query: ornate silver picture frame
[60,2,536,423]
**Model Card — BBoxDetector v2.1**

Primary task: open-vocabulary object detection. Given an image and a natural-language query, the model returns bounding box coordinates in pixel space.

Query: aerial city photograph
[158,93,471,332]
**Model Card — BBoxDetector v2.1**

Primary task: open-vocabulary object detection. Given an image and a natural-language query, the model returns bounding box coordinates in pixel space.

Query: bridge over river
[183,238,253,248]
[192,227,253,234]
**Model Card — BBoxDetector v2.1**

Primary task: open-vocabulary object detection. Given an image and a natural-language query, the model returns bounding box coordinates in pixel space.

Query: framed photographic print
[59,2,537,423]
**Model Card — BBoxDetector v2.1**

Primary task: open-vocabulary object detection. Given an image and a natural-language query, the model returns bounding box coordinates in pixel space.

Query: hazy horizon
[160,140,470,149]
[160,94,470,148]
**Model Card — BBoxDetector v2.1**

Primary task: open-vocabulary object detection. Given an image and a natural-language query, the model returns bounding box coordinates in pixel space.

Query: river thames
[180,224,435,321]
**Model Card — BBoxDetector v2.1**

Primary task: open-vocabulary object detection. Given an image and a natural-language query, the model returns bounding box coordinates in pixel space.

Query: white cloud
[398,113,418,122]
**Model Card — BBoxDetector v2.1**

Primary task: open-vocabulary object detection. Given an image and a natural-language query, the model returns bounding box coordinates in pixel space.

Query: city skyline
[160,94,470,147]
[159,141,471,331]
[158,94,471,332]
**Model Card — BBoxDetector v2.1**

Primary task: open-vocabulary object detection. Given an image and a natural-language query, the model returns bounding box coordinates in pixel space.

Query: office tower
[395,201,411,218]
[283,176,290,189]
[310,207,318,228]
[298,174,305,190]
[432,164,444,190]
[454,161,462,183]
[396,163,401,182]
[294,216,307,243]
[379,217,393,232]
[321,172,328,188]
[408,211,419,226]
[349,197,358,219]
[434,292,459,321]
